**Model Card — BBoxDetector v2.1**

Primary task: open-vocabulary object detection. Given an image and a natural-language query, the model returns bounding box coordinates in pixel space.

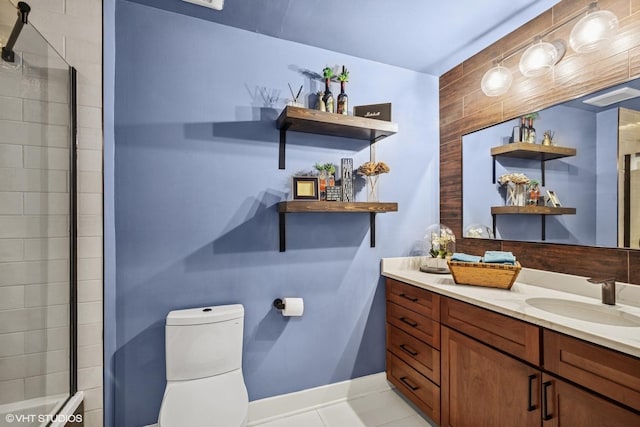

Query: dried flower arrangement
[357,161,390,202]
[357,161,390,176]
[497,172,530,185]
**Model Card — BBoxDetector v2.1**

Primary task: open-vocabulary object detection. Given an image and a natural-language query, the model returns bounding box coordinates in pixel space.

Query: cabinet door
[541,373,640,426]
[441,326,540,427]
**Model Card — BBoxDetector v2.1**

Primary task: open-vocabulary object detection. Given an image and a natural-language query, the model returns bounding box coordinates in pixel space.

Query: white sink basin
[525,297,640,327]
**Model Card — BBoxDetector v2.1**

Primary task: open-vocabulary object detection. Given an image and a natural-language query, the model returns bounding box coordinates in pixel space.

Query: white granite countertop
[381,257,640,358]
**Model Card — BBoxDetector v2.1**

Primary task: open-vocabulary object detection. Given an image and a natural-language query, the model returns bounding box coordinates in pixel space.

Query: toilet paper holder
[273,299,286,310]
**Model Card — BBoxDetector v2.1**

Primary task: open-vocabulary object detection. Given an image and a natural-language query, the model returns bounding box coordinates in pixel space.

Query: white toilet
[158,304,249,427]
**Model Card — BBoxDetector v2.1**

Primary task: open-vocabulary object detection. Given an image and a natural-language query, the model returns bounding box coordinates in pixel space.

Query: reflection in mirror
[619,109,640,249]
[463,79,640,248]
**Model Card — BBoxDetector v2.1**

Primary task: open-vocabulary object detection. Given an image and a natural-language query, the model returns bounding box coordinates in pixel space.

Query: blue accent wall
[110,1,439,426]
[463,104,610,246]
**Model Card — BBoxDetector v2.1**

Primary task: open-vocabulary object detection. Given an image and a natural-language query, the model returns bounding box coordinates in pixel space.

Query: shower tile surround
[0,0,103,426]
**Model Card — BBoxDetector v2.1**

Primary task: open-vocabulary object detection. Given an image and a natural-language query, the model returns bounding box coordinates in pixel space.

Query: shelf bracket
[492,214,496,239]
[370,212,376,247]
[492,156,496,184]
[370,139,376,163]
[278,124,290,170]
[279,212,286,252]
[541,157,546,186]
[494,212,547,241]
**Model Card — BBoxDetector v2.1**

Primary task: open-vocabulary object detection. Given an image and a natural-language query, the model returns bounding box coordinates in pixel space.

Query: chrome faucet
[587,277,616,305]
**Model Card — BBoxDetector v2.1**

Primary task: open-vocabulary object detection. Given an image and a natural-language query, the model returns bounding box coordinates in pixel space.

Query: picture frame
[292,177,319,200]
[547,190,562,207]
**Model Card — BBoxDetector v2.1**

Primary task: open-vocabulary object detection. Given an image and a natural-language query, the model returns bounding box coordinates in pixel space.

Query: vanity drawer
[387,323,440,385]
[386,278,440,321]
[387,301,440,349]
[387,351,440,425]
[441,297,540,365]
[543,330,640,412]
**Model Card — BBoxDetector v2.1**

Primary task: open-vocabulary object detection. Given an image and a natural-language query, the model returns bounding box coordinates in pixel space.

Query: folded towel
[451,253,482,263]
[482,250,516,264]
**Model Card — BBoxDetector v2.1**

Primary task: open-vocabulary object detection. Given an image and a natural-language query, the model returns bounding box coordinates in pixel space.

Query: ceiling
[128,0,561,76]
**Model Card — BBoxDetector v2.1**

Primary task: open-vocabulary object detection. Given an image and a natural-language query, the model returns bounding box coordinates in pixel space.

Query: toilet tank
[165,304,244,381]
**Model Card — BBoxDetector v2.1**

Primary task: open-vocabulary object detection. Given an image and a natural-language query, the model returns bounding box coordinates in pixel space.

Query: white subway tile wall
[1,1,103,427]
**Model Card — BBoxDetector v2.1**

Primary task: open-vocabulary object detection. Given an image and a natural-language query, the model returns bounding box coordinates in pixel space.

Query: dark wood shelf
[491,142,576,186]
[278,201,398,213]
[491,206,576,215]
[276,106,398,169]
[490,142,576,160]
[491,205,576,241]
[278,201,398,251]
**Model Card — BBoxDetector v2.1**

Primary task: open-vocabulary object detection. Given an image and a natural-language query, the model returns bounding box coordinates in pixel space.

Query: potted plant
[314,162,336,200]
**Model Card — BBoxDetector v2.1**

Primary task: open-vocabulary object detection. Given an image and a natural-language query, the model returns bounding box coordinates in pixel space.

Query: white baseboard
[143,372,391,427]
[247,372,391,425]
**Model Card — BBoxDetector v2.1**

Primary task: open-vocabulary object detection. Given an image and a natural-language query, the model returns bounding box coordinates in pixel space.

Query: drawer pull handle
[542,380,553,421]
[527,374,537,411]
[399,376,419,391]
[399,317,418,327]
[400,344,418,356]
[399,293,418,302]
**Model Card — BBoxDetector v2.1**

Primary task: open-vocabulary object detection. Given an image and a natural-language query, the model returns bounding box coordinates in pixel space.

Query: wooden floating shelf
[491,205,576,241]
[277,106,398,141]
[491,142,577,186]
[491,206,576,215]
[275,106,398,169]
[490,142,576,160]
[278,201,398,251]
[278,201,398,213]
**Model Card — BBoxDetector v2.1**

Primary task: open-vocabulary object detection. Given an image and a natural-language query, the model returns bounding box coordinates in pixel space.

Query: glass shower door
[0,0,76,425]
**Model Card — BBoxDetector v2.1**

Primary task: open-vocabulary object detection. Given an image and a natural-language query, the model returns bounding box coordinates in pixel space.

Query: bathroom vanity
[381,257,640,426]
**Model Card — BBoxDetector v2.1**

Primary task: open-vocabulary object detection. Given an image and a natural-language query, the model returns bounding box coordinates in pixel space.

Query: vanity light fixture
[518,38,559,78]
[481,63,513,97]
[569,3,619,53]
[480,1,618,97]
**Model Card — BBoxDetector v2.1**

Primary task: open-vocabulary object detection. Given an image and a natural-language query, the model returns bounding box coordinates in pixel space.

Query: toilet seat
[159,369,248,427]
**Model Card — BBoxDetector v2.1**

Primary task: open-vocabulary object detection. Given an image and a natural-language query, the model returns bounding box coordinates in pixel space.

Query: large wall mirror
[462,79,640,249]
[439,0,640,284]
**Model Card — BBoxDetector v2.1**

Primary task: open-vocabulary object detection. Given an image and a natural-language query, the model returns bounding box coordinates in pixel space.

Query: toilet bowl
[158,304,248,427]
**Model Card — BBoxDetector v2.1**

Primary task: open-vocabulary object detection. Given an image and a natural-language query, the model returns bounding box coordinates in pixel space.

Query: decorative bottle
[527,118,536,143]
[337,81,348,115]
[519,117,526,142]
[323,78,334,113]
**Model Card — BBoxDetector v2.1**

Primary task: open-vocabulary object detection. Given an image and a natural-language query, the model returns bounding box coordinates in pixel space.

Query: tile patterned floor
[253,389,437,427]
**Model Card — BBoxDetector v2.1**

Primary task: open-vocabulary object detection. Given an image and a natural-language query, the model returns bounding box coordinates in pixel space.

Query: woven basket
[447,260,521,290]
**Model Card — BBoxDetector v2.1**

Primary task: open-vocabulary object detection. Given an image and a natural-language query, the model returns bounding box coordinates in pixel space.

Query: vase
[318,171,327,200]
[507,183,526,206]
[337,81,348,115]
[317,92,326,112]
[322,78,334,113]
[367,175,379,202]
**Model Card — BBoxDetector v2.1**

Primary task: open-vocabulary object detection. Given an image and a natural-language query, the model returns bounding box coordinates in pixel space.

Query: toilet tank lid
[166,304,244,326]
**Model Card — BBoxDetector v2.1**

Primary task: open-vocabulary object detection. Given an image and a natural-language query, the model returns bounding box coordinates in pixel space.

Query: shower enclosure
[0,1,77,425]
